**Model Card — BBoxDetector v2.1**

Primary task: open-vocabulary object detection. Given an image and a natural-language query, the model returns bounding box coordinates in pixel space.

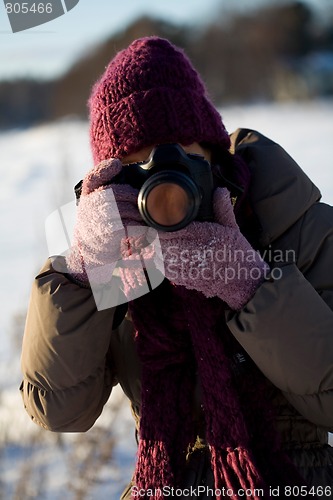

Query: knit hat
[88,36,231,163]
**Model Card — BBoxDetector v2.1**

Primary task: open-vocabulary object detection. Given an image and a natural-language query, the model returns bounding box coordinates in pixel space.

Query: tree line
[1,1,332,129]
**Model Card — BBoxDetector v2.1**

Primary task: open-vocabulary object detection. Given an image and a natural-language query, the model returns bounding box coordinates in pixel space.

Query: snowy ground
[0,100,332,498]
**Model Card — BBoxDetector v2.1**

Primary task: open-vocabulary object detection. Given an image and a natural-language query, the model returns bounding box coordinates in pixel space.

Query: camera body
[111,143,214,231]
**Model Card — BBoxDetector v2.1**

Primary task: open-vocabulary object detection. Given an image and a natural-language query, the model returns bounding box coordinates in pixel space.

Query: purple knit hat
[88,36,231,163]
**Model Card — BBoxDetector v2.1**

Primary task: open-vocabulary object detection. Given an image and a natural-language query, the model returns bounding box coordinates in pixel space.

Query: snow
[0,100,332,497]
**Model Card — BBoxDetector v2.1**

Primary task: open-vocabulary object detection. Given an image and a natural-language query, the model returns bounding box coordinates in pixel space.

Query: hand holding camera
[67,145,269,309]
[67,143,215,287]
[65,158,149,288]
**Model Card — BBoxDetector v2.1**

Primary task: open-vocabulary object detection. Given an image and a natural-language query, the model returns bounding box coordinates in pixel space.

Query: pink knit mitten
[157,188,270,310]
[65,159,163,301]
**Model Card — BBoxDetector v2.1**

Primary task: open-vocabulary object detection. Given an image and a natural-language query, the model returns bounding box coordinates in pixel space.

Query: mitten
[65,159,164,302]
[157,188,270,310]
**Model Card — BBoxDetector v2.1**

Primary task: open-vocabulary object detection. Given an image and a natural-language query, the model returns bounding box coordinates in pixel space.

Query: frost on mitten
[64,158,164,307]
[157,188,270,310]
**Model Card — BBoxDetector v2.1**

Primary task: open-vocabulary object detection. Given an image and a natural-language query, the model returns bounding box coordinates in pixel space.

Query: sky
[0,0,330,81]
[0,0,222,80]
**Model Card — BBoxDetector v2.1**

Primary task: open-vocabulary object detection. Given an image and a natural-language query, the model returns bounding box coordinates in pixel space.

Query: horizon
[0,0,331,82]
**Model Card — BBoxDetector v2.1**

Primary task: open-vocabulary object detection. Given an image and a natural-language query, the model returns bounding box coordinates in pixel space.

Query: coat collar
[230,128,321,247]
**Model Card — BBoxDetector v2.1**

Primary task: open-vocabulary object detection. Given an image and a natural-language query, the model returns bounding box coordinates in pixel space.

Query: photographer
[21,37,333,499]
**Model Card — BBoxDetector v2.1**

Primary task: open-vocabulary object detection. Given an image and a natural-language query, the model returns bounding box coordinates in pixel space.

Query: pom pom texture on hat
[89,36,230,163]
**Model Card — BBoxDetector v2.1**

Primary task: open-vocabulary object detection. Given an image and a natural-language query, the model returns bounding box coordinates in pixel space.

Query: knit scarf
[129,282,318,500]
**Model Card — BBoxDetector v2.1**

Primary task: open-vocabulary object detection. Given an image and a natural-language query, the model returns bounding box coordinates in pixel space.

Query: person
[20,37,333,499]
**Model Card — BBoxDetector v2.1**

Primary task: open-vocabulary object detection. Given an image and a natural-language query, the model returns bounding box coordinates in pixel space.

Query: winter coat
[20,129,333,496]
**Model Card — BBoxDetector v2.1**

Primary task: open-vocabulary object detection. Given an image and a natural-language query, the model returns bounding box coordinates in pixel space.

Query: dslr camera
[111,143,214,232]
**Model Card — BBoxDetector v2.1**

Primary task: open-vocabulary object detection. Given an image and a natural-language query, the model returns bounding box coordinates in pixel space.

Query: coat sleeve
[226,202,333,431]
[20,258,119,432]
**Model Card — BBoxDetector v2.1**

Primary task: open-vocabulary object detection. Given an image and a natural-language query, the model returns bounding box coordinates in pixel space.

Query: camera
[110,143,214,232]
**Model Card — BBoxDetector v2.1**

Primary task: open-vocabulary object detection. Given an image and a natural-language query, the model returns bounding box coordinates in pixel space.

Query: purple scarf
[129,283,316,500]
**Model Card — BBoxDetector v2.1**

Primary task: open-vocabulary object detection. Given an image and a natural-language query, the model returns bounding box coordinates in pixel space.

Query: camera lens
[146,183,189,226]
[138,171,202,232]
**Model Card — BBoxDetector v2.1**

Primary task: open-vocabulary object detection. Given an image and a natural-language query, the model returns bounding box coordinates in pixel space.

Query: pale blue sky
[0,0,221,80]
[0,0,329,81]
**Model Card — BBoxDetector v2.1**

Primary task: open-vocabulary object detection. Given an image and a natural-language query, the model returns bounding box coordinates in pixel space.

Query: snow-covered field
[0,100,332,498]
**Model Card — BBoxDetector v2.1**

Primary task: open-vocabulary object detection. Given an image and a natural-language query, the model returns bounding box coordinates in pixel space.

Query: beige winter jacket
[21,129,333,491]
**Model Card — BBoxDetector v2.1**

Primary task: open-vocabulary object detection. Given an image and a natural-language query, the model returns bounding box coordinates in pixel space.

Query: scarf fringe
[133,439,174,499]
[211,446,267,500]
